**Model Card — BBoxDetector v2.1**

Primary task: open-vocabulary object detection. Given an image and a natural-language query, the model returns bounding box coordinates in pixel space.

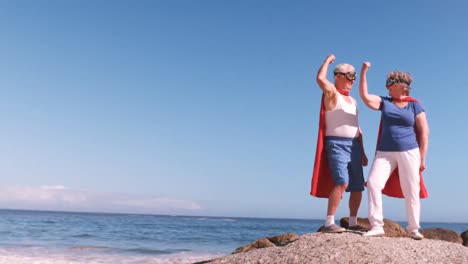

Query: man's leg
[347,138,364,229]
[322,137,351,233]
[349,191,362,218]
[327,184,347,216]
[322,184,347,232]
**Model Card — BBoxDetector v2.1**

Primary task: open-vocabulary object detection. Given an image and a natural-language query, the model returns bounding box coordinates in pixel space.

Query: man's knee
[335,183,348,191]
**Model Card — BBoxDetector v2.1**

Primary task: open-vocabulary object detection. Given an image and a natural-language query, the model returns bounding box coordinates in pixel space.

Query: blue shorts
[324,136,365,192]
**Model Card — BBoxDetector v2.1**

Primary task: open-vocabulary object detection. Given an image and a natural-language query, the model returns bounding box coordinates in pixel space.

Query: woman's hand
[420,158,426,171]
[361,62,371,72]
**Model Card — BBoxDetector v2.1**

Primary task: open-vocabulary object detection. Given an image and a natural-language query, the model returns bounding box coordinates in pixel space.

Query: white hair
[333,63,354,74]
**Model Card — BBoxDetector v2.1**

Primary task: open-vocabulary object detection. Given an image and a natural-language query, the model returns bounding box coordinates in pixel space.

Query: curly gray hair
[387,71,413,95]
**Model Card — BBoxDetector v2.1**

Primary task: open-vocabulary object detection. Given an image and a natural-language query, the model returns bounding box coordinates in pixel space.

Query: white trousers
[367,148,421,232]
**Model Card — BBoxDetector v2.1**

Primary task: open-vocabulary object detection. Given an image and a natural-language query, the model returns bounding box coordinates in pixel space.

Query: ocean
[0,209,466,264]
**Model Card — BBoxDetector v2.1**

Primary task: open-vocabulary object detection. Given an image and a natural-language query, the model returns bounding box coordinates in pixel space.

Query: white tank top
[324,93,359,138]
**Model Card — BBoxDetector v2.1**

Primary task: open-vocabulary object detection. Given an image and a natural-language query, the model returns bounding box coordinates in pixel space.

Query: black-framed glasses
[334,71,356,81]
[386,77,410,87]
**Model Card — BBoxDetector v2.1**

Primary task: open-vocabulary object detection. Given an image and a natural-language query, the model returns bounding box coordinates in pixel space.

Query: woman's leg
[397,148,421,233]
[367,151,396,229]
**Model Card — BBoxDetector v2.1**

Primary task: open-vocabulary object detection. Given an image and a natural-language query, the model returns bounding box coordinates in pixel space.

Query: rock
[461,230,468,247]
[340,217,371,229]
[267,233,299,246]
[251,238,275,248]
[232,243,254,254]
[193,259,219,264]
[337,217,407,237]
[420,228,463,244]
[232,233,299,254]
[380,219,409,237]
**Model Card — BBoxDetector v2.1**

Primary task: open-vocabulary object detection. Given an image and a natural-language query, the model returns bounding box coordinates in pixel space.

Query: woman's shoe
[363,228,385,237]
[410,231,424,240]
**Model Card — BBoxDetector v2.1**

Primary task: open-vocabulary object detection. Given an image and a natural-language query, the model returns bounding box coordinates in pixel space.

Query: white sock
[325,215,334,227]
[349,216,357,226]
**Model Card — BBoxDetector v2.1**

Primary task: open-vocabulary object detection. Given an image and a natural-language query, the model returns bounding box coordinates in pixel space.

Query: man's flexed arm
[316,54,339,111]
[316,54,337,97]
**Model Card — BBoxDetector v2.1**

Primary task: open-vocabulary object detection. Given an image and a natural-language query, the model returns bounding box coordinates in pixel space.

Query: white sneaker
[363,228,385,237]
[410,231,424,240]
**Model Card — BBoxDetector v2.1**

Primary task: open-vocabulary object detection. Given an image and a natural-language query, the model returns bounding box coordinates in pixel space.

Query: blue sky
[0,0,467,223]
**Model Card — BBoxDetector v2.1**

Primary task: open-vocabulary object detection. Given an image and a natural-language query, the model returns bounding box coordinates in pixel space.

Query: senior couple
[310,54,430,240]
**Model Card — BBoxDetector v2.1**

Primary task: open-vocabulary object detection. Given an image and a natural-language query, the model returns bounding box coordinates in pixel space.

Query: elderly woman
[359,62,429,240]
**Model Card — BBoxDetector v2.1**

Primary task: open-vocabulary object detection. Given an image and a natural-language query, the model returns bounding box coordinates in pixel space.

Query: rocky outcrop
[421,228,463,244]
[338,218,468,244]
[196,220,468,264]
[336,217,408,237]
[462,230,468,247]
[232,233,299,254]
[205,232,468,264]
[266,233,300,246]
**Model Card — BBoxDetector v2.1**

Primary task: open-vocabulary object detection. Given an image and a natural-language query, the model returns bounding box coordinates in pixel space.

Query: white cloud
[0,185,203,214]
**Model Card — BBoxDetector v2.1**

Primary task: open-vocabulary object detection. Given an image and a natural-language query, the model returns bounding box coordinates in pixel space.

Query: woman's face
[387,82,406,97]
[386,77,409,97]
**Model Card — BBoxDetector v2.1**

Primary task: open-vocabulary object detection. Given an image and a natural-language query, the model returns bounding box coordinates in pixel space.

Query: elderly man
[310,54,368,233]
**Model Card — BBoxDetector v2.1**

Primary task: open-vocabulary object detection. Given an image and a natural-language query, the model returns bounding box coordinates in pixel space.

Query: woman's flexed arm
[359,62,381,110]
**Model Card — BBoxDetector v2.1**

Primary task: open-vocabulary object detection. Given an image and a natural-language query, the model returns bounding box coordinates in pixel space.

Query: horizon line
[1,208,466,225]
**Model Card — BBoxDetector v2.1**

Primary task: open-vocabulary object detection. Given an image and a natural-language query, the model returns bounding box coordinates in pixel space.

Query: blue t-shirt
[378,96,425,151]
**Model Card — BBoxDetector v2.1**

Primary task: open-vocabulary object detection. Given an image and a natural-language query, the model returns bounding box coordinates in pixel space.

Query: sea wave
[71,233,94,238]
[0,247,223,264]
[124,247,191,255]
[69,245,112,252]
[182,217,237,222]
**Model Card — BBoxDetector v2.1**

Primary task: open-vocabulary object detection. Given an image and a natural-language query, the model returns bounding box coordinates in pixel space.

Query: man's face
[335,66,356,91]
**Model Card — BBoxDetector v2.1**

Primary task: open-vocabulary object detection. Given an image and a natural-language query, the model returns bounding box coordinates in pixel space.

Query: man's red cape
[310,94,333,198]
[377,96,428,199]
